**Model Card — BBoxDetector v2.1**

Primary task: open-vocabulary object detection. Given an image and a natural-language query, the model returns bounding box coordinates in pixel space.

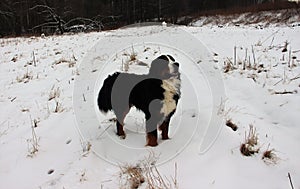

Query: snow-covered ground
[0,22,299,189]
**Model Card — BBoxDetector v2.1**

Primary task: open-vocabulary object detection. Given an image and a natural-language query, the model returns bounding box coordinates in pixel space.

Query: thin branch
[0,10,13,17]
[261,29,280,45]
[29,5,55,12]
[290,75,300,82]
[288,172,294,189]
[31,22,59,30]
[273,90,297,95]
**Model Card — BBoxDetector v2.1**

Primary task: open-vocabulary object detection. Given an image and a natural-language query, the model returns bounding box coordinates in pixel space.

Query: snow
[0,22,300,189]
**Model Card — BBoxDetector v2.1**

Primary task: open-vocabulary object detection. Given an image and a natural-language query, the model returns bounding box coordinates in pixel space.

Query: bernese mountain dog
[97,55,181,146]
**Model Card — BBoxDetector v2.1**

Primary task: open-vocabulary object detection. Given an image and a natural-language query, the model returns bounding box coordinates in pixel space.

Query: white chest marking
[160,77,180,117]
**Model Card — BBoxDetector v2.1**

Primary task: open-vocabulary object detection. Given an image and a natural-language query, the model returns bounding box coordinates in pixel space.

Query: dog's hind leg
[115,108,130,139]
[145,111,158,146]
[145,100,164,146]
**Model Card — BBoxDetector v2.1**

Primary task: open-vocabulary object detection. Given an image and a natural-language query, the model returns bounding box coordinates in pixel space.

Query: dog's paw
[146,135,158,147]
[118,134,126,140]
[161,135,170,140]
[146,141,158,147]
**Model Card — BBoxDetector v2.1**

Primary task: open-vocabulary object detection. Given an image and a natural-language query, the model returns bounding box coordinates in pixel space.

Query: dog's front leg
[159,121,170,140]
[146,129,158,147]
[116,121,126,139]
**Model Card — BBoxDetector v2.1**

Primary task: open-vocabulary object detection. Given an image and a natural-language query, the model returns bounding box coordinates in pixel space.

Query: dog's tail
[97,72,120,113]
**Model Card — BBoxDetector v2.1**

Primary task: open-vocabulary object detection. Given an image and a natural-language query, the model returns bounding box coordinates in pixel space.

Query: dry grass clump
[144,163,178,189]
[119,164,145,189]
[240,125,259,156]
[262,146,278,165]
[223,59,236,73]
[53,58,76,67]
[130,52,137,62]
[16,69,33,83]
[119,153,178,189]
[122,49,138,72]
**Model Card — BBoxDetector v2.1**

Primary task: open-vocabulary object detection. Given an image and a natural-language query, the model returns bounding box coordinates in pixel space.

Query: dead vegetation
[262,145,278,165]
[121,47,144,72]
[53,57,76,68]
[16,69,33,83]
[240,125,259,156]
[27,116,39,157]
[271,89,298,95]
[119,153,179,189]
[80,140,92,157]
[48,86,61,101]
[223,59,236,73]
[54,100,64,113]
[119,164,145,188]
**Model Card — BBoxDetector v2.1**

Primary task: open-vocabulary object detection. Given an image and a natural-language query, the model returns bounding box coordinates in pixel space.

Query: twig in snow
[173,162,178,189]
[288,172,294,189]
[282,41,288,52]
[54,100,64,113]
[292,49,300,53]
[49,86,60,101]
[234,46,237,66]
[288,47,292,68]
[252,45,256,66]
[32,51,36,67]
[96,124,112,140]
[27,115,39,157]
[261,29,279,45]
[82,93,86,102]
[290,75,300,82]
[273,78,283,86]
[273,90,297,95]
[269,36,275,48]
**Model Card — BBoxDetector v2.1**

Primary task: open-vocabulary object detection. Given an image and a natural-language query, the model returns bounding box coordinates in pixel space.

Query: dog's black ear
[157,55,169,61]
[149,55,169,77]
[166,55,175,62]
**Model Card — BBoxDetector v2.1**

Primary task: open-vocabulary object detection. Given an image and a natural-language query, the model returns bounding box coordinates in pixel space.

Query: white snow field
[0,22,299,189]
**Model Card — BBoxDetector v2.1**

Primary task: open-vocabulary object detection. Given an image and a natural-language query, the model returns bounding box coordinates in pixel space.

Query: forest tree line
[0,0,297,36]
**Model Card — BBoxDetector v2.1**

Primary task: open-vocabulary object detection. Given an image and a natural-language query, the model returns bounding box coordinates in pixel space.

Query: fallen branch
[273,90,297,95]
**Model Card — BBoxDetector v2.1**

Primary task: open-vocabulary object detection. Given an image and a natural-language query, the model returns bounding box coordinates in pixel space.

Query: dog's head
[149,55,180,79]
